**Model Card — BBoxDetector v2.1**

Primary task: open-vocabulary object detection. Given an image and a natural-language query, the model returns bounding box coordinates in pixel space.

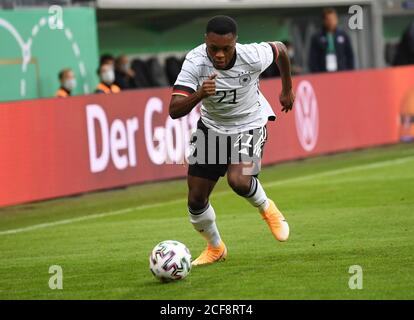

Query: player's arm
[169,74,217,119]
[274,42,295,113]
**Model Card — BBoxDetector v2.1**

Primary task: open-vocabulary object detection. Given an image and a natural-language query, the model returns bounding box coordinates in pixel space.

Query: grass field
[0,143,413,300]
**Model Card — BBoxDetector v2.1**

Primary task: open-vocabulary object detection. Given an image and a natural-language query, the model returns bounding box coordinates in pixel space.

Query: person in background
[55,68,76,97]
[283,40,303,75]
[393,22,414,66]
[99,54,115,67]
[114,55,138,90]
[309,8,355,73]
[95,63,121,94]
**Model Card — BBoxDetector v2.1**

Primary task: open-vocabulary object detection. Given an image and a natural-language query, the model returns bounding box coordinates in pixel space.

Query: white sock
[189,203,222,247]
[244,177,269,213]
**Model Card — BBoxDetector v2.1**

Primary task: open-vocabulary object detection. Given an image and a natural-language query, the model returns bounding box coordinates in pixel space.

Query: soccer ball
[149,240,192,282]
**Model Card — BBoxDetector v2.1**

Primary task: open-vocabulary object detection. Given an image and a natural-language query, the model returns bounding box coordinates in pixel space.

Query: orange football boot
[192,240,227,266]
[261,200,290,242]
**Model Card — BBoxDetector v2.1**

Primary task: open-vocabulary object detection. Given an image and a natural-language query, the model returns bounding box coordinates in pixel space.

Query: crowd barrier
[1,66,413,207]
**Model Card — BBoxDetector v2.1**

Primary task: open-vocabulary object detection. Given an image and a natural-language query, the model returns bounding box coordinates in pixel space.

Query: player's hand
[198,74,217,98]
[279,89,295,113]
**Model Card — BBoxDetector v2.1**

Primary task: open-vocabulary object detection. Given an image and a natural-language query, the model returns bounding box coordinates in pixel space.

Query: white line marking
[72,42,80,57]
[64,28,73,41]
[0,202,180,236]
[20,79,26,97]
[26,37,32,49]
[2,16,90,101]
[39,17,47,27]
[0,18,26,51]
[263,155,414,188]
[78,61,86,77]
[1,155,413,236]
[31,24,39,37]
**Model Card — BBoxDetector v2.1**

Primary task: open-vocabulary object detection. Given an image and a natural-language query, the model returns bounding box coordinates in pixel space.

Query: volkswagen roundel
[294,80,319,152]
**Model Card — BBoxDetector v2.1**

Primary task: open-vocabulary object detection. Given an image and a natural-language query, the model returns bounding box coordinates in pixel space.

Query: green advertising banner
[0,8,99,102]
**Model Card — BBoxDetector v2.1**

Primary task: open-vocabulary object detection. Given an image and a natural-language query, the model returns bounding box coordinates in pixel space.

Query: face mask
[63,78,76,91]
[101,69,115,85]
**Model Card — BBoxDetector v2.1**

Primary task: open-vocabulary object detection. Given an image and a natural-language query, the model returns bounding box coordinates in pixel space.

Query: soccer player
[169,16,295,266]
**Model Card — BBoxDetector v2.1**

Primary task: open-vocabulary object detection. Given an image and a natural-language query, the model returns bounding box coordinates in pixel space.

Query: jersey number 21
[217,90,237,104]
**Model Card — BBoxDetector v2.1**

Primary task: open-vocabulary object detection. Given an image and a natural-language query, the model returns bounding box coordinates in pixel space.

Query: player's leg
[188,174,220,247]
[227,126,289,241]
[227,163,289,241]
[187,174,227,265]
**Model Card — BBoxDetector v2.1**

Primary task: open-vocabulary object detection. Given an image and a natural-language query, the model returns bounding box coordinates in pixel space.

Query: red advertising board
[0,67,413,207]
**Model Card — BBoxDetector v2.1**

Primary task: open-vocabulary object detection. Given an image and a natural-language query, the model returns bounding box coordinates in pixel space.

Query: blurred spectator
[393,22,414,66]
[95,63,121,94]
[131,58,151,88]
[146,57,169,87]
[165,56,184,86]
[55,68,76,97]
[385,42,399,66]
[100,53,115,67]
[283,40,303,75]
[309,8,355,73]
[114,55,138,90]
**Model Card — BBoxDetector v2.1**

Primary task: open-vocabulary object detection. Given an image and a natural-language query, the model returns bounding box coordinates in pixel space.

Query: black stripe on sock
[188,203,210,215]
[245,177,258,198]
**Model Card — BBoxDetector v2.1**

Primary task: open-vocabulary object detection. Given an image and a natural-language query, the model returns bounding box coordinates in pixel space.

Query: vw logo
[294,81,319,152]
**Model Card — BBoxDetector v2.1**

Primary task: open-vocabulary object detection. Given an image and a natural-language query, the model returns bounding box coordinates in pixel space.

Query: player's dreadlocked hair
[206,16,238,36]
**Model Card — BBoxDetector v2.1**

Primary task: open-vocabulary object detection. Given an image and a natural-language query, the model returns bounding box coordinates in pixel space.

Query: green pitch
[1,143,413,300]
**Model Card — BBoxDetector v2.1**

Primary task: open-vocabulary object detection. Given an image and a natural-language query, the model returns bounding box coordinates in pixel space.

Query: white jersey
[173,42,278,134]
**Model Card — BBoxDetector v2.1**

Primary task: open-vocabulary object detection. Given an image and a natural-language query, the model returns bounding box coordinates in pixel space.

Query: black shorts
[188,119,268,181]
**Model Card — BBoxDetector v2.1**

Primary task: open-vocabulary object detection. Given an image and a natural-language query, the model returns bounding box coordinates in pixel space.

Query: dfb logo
[294,81,319,152]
